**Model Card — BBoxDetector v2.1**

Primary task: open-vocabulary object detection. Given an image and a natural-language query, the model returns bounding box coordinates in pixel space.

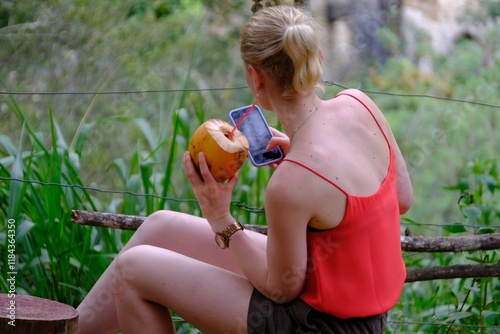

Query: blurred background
[1,1,499,332]
[2,0,498,225]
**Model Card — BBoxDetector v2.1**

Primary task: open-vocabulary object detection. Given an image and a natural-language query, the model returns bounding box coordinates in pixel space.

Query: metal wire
[2,176,500,228]
[1,80,499,110]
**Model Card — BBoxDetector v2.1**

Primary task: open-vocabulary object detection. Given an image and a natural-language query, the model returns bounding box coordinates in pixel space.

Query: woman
[77,5,413,333]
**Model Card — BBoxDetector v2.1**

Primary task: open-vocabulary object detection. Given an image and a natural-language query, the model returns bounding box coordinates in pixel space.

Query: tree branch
[405,264,500,282]
[70,210,500,282]
[401,234,500,252]
[70,210,500,252]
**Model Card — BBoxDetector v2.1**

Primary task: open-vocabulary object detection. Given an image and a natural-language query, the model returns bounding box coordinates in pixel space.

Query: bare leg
[77,210,266,333]
[115,245,254,334]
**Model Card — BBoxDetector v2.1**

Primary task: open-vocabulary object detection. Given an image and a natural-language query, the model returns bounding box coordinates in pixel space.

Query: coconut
[188,119,249,182]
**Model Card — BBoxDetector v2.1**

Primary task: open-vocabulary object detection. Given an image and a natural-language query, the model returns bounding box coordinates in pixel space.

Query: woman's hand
[183,152,238,232]
[267,127,290,169]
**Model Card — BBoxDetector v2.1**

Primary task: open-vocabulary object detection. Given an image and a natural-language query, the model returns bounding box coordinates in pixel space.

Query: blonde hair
[240,6,323,98]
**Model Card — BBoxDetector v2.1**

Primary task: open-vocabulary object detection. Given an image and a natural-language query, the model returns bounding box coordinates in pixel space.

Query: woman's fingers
[197,152,217,183]
[183,151,200,183]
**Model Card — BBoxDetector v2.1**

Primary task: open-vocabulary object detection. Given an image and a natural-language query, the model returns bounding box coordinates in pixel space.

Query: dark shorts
[247,289,387,334]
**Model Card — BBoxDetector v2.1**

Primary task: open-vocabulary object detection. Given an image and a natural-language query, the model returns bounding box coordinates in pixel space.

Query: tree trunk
[0,294,78,334]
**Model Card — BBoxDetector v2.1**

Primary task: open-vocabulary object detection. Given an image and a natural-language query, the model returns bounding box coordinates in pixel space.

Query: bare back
[270,91,392,230]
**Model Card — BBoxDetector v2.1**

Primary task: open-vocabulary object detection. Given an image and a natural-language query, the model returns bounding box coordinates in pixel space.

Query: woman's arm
[183,151,308,304]
[260,172,310,302]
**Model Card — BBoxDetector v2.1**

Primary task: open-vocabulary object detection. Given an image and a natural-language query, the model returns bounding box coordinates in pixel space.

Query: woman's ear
[319,48,324,65]
[248,64,263,90]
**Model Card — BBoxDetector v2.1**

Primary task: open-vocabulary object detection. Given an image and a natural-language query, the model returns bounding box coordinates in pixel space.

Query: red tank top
[287,93,405,319]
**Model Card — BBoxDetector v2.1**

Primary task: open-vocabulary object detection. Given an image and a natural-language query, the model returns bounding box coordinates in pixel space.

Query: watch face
[215,234,227,249]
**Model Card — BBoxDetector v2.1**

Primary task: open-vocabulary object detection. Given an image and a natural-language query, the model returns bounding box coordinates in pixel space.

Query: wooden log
[71,210,273,234]
[405,263,500,282]
[70,210,500,282]
[0,294,78,333]
[401,234,500,252]
[71,210,144,230]
[71,210,500,252]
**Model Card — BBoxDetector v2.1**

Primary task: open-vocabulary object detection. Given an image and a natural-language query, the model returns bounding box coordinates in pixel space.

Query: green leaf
[476,227,496,235]
[402,217,417,224]
[461,206,481,224]
[111,159,128,184]
[140,162,154,214]
[16,219,35,240]
[73,122,95,156]
[443,223,467,233]
[445,311,473,321]
[482,310,500,320]
[8,126,28,220]
[0,134,16,156]
[135,118,158,152]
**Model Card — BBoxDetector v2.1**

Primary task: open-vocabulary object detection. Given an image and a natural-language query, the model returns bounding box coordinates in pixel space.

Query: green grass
[0,89,272,332]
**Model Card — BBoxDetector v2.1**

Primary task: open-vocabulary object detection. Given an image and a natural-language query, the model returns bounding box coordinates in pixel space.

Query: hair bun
[241,6,323,98]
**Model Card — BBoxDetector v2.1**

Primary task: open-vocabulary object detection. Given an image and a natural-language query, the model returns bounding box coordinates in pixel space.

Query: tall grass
[0,91,269,309]
[1,96,120,306]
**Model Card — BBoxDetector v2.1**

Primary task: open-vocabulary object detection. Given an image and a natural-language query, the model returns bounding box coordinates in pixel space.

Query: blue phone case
[229,105,284,167]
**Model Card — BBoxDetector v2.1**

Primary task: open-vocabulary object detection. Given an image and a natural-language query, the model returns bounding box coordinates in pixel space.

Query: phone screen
[229,105,283,167]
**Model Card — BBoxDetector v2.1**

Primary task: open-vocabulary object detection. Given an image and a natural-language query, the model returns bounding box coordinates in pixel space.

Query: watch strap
[216,222,244,249]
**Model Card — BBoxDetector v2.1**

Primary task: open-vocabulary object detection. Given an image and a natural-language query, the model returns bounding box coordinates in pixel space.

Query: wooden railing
[71,210,500,283]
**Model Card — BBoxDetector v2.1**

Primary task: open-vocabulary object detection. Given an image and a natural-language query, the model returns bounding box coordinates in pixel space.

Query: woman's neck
[271,93,321,139]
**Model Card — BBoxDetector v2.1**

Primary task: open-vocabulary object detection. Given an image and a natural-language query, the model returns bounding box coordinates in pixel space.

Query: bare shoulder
[266,163,307,208]
[265,163,317,226]
[334,88,391,133]
[267,158,347,229]
[336,88,376,105]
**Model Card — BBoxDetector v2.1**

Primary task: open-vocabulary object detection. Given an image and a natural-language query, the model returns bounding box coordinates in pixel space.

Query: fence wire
[387,319,500,330]
[1,80,500,110]
[1,176,499,230]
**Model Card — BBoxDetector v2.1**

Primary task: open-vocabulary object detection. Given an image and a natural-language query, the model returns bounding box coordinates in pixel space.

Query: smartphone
[229,104,284,167]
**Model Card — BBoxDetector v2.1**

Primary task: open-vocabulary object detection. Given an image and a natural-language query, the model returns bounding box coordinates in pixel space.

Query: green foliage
[444,158,499,234]
[390,159,500,333]
[0,101,121,306]
[1,1,499,333]
[368,6,500,332]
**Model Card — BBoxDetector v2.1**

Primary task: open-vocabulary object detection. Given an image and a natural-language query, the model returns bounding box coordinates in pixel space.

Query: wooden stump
[0,294,78,333]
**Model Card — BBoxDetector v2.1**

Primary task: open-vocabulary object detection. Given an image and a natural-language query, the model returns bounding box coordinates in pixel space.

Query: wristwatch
[215,222,244,249]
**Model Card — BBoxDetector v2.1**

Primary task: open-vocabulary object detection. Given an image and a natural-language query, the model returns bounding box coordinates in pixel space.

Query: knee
[142,210,176,228]
[135,210,180,242]
[115,245,154,284]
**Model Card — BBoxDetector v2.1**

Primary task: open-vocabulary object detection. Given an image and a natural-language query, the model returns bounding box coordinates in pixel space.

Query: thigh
[127,210,267,275]
[117,245,253,334]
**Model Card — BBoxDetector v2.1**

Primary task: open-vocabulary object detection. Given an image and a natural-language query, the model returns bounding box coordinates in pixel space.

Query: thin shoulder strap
[282,92,391,194]
[335,92,391,147]
[281,158,349,196]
